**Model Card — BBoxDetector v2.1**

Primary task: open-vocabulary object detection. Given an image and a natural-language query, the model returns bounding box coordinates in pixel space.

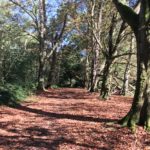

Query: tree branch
[58,13,68,40]
[9,0,36,21]
[113,0,139,34]
[112,52,135,59]
[112,20,126,53]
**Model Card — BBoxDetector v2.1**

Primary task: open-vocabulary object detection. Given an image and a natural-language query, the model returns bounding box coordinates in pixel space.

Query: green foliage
[59,46,85,87]
[50,84,59,89]
[0,83,33,106]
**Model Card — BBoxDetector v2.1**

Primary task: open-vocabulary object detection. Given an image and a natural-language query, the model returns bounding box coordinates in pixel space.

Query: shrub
[50,84,59,89]
[0,83,34,106]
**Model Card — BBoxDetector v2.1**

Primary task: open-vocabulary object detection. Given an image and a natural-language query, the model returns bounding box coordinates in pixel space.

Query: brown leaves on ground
[0,88,150,150]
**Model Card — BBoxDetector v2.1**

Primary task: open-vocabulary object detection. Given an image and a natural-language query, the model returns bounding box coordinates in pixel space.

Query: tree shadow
[25,126,51,136]
[0,134,109,150]
[14,105,117,123]
[37,89,95,100]
[49,137,109,150]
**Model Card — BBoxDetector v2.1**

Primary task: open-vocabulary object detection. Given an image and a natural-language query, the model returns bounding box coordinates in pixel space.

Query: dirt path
[0,88,150,150]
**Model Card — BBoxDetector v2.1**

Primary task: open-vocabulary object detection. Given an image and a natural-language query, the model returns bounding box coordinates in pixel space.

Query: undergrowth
[0,83,36,107]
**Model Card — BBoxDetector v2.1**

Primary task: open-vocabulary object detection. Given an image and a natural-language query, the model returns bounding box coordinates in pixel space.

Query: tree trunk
[47,50,57,87]
[89,52,95,92]
[122,35,134,95]
[100,59,113,99]
[37,0,47,90]
[100,14,125,99]
[85,55,91,89]
[38,54,46,90]
[88,0,103,92]
[113,0,150,130]
[89,45,101,92]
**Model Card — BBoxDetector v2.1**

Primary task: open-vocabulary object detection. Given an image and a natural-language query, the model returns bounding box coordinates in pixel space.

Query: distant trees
[8,0,68,90]
[0,1,38,86]
[0,0,138,95]
[81,0,136,99]
[1,0,131,92]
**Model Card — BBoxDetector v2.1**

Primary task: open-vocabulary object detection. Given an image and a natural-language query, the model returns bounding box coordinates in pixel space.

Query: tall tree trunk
[89,48,95,92]
[100,59,113,99]
[85,55,91,89]
[100,15,125,99]
[88,0,103,92]
[47,50,57,87]
[93,45,101,91]
[122,35,134,95]
[37,0,47,90]
[113,0,150,130]
[90,45,100,92]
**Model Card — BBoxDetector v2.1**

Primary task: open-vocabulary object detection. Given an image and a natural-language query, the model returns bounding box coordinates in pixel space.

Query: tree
[9,0,68,90]
[37,0,47,90]
[113,0,150,130]
[87,0,104,92]
[100,14,126,99]
[122,34,134,95]
[59,44,85,87]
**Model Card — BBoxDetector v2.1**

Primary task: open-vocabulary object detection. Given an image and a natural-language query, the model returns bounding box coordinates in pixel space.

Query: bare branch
[113,52,135,59]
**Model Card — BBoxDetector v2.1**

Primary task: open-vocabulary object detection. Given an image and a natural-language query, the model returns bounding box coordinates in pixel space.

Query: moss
[144,118,150,132]
[119,113,130,126]
[145,117,150,131]
[130,125,137,133]
[129,116,138,127]
[145,0,150,22]
[100,91,109,100]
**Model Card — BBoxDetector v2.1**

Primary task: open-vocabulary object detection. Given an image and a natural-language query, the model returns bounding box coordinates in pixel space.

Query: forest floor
[0,88,150,150]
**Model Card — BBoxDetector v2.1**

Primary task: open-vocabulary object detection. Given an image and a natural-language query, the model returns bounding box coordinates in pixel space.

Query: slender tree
[100,15,126,99]
[37,0,47,90]
[122,34,134,95]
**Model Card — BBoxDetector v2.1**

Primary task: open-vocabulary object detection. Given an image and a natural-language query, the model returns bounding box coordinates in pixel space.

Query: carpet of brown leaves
[0,88,150,150]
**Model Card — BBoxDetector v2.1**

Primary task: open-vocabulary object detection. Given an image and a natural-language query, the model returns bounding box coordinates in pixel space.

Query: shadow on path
[49,137,109,150]
[15,105,117,123]
[37,88,95,100]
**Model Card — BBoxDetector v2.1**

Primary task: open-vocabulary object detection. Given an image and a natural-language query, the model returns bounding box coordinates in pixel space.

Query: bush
[0,83,34,106]
[50,84,59,89]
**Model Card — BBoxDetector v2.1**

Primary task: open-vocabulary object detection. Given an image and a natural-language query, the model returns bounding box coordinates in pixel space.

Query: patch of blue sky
[46,0,62,17]
[128,0,139,7]
[76,1,87,14]
[80,49,87,57]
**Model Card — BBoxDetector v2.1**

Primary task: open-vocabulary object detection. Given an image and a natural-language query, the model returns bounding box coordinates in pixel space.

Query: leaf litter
[0,88,150,150]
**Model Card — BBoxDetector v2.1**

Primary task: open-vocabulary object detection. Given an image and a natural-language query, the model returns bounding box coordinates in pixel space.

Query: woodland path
[0,88,150,150]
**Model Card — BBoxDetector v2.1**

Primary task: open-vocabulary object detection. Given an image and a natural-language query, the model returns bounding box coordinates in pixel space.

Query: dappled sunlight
[0,88,150,150]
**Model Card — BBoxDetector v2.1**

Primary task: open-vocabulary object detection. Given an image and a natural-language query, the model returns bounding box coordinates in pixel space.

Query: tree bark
[122,35,134,95]
[88,0,103,92]
[47,50,57,87]
[85,55,91,89]
[100,59,113,99]
[37,0,47,90]
[113,0,150,130]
